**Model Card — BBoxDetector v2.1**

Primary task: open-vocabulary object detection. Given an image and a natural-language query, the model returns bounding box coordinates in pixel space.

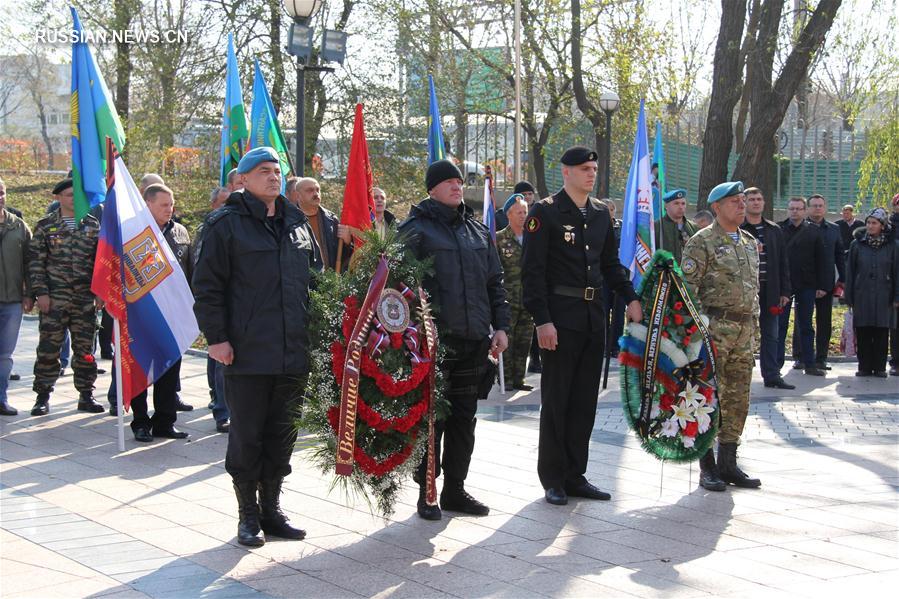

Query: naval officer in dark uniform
[522,146,642,506]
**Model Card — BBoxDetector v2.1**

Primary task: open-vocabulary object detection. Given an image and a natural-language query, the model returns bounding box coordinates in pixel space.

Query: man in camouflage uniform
[496,195,533,390]
[681,181,761,491]
[27,178,104,415]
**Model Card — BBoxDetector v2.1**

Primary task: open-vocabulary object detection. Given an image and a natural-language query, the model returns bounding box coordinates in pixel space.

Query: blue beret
[708,181,745,204]
[662,188,687,203]
[237,147,280,174]
[502,193,525,213]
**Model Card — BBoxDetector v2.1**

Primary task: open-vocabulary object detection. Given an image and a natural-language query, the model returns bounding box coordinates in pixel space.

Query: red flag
[340,103,374,241]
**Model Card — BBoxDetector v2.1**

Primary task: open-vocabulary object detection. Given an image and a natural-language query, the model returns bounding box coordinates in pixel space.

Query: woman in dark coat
[845,208,899,377]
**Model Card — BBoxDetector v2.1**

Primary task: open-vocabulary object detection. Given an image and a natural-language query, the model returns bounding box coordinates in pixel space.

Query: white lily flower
[678,381,701,404]
[661,417,679,437]
[671,399,697,429]
[695,402,715,433]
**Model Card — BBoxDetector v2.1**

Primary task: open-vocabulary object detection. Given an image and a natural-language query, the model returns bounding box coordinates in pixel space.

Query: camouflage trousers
[502,303,534,387]
[709,316,755,444]
[33,300,98,394]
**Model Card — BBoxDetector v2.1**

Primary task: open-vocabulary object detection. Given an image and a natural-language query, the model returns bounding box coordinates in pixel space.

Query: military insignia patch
[526,216,540,233]
[122,227,174,302]
[682,257,697,274]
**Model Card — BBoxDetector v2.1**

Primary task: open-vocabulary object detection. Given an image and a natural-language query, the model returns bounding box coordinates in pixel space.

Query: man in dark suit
[742,187,793,389]
[522,146,641,506]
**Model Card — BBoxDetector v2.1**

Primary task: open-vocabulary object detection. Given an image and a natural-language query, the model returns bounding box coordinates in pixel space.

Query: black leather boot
[233,481,265,547]
[77,391,105,413]
[718,443,761,488]
[440,478,489,516]
[414,472,442,520]
[698,449,726,492]
[31,392,50,416]
[258,478,306,540]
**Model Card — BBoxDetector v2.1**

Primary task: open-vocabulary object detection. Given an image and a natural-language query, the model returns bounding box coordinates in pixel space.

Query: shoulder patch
[540,196,554,205]
[526,216,541,233]
[682,257,698,274]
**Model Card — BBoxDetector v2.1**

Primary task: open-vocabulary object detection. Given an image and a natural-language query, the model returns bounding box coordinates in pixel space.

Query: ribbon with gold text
[419,286,439,506]
[335,256,390,475]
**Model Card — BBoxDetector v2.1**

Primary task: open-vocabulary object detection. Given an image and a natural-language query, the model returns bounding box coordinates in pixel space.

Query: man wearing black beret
[522,146,642,505]
[27,178,104,416]
[399,159,511,521]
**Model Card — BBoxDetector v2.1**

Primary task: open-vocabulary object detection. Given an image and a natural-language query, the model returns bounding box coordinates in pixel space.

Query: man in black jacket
[522,147,641,506]
[290,177,351,271]
[742,188,793,389]
[399,159,510,521]
[779,197,829,377]
[193,147,317,547]
[807,194,845,370]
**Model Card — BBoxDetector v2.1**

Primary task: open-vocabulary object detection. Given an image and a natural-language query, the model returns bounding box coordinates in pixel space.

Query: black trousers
[538,327,604,490]
[130,359,181,433]
[815,295,834,364]
[98,309,114,356]
[224,374,302,483]
[856,327,889,374]
[417,336,490,483]
[890,307,899,368]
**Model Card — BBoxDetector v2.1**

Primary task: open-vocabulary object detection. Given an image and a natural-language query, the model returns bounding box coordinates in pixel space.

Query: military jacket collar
[711,220,751,245]
[553,188,604,222]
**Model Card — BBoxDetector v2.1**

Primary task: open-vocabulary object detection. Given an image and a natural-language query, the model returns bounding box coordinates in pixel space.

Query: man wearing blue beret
[193,146,318,547]
[681,181,763,491]
[654,188,698,265]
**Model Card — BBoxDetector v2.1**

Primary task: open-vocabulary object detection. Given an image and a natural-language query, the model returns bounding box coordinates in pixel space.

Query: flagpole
[513,0,522,181]
[113,319,125,452]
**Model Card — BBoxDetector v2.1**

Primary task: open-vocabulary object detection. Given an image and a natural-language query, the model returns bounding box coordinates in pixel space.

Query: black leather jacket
[399,198,510,340]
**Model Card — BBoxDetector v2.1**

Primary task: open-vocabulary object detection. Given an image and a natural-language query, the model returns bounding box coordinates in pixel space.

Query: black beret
[426,159,464,191]
[560,146,598,166]
[513,181,536,194]
[52,178,73,195]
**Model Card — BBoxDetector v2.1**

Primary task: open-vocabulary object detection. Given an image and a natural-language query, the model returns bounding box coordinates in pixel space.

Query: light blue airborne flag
[248,59,293,190]
[427,74,446,164]
[220,33,248,186]
[70,6,125,221]
[653,120,667,221]
[619,99,655,289]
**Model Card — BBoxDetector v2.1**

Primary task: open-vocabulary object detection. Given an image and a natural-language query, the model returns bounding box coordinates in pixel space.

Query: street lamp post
[599,91,619,199]
[285,1,323,177]
[598,90,619,391]
[284,1,345,177]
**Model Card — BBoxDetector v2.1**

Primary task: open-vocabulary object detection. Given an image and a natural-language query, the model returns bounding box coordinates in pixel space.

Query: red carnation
[83,354,95,364]
[663,316,670,326]
[682,335,692,345]
[661,331,670,339]
[673,301,684,311]
[683,421,698,437]
[660,394,675,411]
[673,314,684,325]
[768,305,783,315]
[688,324,698,334]
[700,386,715,401]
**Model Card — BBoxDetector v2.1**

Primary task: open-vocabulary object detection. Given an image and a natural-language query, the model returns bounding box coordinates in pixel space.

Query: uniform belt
[552,285,598,301]
[705,306,753,323]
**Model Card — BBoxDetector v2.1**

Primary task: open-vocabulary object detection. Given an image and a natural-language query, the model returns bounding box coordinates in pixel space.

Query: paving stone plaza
[1,317,897,598]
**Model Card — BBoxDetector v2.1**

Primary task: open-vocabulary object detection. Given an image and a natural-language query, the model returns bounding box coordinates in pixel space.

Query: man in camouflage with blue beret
[496,194,533,391]
[654,188,698,265]
[681,181,762,492]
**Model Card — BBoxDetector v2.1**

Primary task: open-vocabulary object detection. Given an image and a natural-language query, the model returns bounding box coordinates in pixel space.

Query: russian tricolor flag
[91,150,199,409]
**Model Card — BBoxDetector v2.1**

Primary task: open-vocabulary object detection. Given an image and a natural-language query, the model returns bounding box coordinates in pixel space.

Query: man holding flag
[193,147,317,547]
[522,146,641,506]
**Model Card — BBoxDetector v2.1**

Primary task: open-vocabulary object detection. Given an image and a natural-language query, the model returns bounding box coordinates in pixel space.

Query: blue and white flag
[619,99,655,289]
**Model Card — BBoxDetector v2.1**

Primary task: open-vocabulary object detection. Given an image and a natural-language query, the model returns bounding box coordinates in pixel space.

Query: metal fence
[480,117,873,211]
